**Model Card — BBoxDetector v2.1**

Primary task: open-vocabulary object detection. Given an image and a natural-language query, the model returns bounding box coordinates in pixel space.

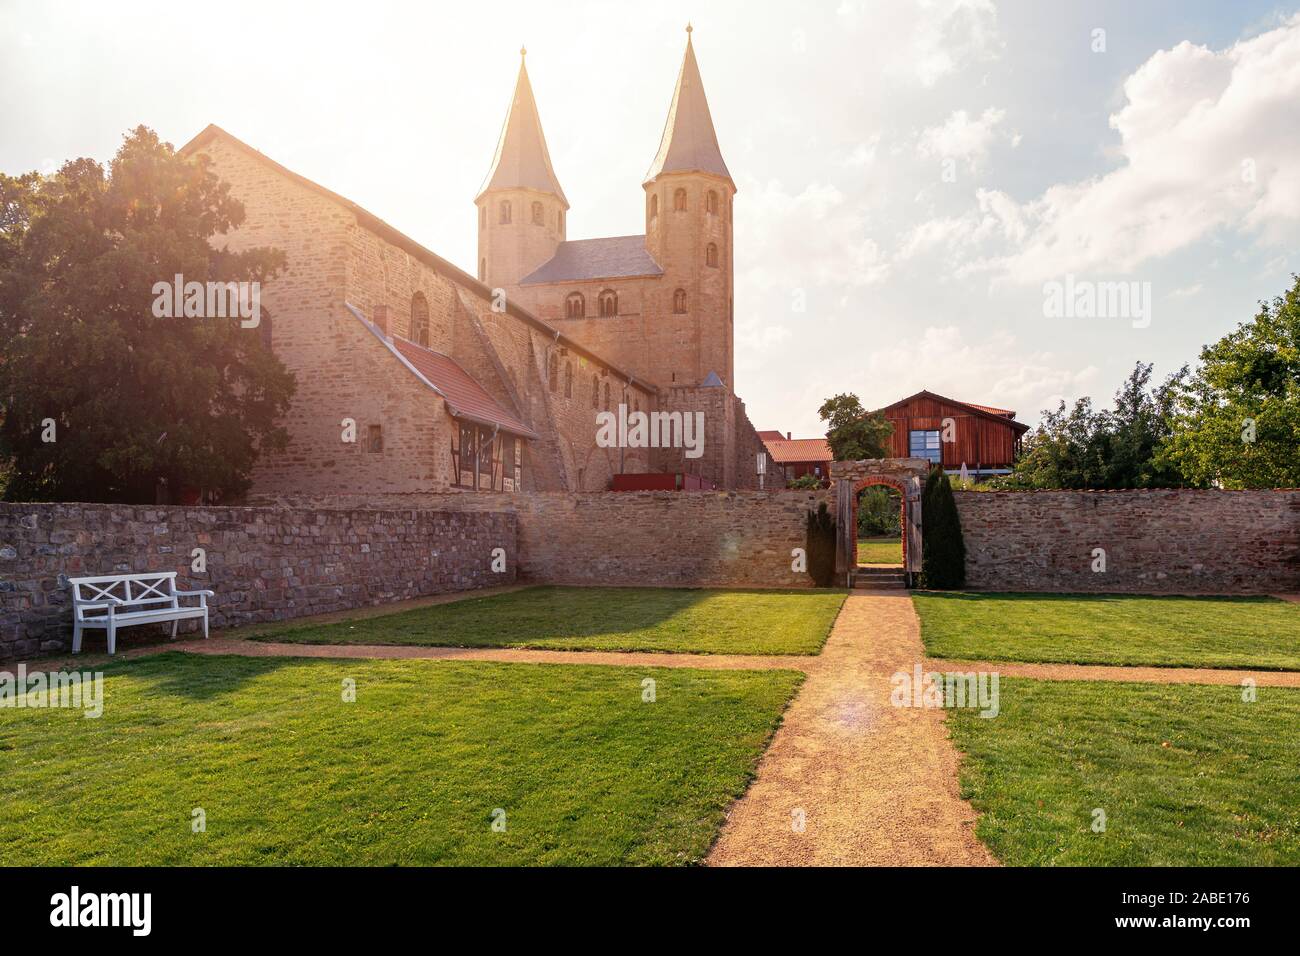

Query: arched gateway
[830,458,931,588]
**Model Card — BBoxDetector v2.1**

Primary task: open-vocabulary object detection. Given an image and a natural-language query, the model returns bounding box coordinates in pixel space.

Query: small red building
[758,431,833,485]
[876,390,1028,477]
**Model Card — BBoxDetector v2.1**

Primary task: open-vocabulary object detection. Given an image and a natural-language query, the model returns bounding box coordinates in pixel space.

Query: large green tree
[0,126,295,502]
[818,392,892,460]
[1160,277,1300,489]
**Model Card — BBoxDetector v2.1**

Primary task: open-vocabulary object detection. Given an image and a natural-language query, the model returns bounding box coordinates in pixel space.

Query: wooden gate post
[835,478,854,586]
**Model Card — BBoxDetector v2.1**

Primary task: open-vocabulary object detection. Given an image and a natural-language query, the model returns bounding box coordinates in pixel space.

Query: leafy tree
[805,502,838,588]
[787,473,823,490]
[818,392,892,460]
[996,362,1190,489]
[1160,276,1300,488]
[0,126,295,503]
[856,485,901,537]
[920,467,965,589]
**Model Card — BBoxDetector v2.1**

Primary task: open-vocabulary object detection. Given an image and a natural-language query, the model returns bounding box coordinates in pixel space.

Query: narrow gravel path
[707,590,996,867]
[927,658,1300,687]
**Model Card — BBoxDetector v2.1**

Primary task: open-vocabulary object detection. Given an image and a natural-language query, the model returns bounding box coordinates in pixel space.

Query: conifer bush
[920,467,966,589]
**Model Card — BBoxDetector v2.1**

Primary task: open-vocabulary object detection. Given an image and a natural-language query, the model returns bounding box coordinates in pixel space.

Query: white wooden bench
[70,572,214,655]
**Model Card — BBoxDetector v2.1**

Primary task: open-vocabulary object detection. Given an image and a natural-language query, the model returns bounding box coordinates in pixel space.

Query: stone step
[851,572,908,589]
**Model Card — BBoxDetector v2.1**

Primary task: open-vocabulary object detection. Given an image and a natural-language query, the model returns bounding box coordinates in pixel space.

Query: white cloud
[836,0,1001,88]
[917,106,1008,169]
[946,15,1300,284]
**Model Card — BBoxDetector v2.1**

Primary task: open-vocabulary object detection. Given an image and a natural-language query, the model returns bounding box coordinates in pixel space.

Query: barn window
[548,351,558,392]
[909,429,942,464]
[410,292,429,347]
[598,289,617,317]
[673,188,687,211]
[706,243,719,267]
[531,201,544,225]
[673,289,687,314]
[566,292,585,318]
[564,361,573,398]
[499,200,512,224]
[649,194,659,219]
[706,190,718,214]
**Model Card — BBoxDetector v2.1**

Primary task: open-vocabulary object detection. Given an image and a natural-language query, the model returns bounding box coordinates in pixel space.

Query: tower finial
[686,22,692,35]
[520,44,527,58]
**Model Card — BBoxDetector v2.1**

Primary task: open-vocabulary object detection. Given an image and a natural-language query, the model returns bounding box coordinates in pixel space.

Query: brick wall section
[0,503,515,660]
[955,489,1300,594]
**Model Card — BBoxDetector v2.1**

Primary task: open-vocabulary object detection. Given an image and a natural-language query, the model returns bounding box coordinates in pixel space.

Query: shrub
[856,485,901,537]
[921,468,966,589]
[787,473,822,490]
[805,502,838,587]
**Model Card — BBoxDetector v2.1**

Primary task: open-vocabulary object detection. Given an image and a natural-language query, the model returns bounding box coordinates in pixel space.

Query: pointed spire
[644,27,732,187]
[478,49,568,206]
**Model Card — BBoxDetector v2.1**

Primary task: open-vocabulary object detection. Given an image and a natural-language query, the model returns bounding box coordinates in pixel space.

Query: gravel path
[927,658,1300,687]
[707,590,996,867]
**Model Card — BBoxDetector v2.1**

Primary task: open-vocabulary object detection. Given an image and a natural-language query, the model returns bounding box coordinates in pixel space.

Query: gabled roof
[346,303,538,439]
[644,30,733,187]
[179,124,652,394]
[877,390,1030,434]
[477,51,568,206]
[520,236,663,285]
[763,437,833,465]
[756,430,786,441]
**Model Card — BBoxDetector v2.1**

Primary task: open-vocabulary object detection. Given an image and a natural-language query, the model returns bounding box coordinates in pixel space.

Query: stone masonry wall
[955,489,1300,594]
[0,503,515,660]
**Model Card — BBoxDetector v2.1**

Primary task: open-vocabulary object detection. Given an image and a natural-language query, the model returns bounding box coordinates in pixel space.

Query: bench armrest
[76,598,123,609]
[175,589,215,597]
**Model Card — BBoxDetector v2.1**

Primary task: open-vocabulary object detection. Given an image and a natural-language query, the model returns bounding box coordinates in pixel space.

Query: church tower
[476,48,568,290]
[643,26,736,389]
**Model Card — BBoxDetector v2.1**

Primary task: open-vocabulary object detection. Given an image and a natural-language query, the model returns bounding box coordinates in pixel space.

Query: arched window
[591,373,599,409]
[548,351,558,392]
[673,188,687,211]
[706,190,718,215]
[564,361,573,398]
[410,292,429,347]
[258,308,272,351]
[598,289,617,317]
[565,292,585,318]
[649,194,659,219]
[673,288,687,314]
[499,200,512,224]
[479,206,487,228]
[531,201,544,225]
[706,243,719,267]
[603,382,611,410]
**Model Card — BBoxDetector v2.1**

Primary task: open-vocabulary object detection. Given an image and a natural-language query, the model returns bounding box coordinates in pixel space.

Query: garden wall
[0,502,515,660]
[954,489,1299,594]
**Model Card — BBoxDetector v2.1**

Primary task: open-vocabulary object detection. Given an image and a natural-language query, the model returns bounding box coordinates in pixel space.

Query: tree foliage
[0,126,296,502]
[1159,276,1300,489]
[920,467,965,589]
[818,392,892,461]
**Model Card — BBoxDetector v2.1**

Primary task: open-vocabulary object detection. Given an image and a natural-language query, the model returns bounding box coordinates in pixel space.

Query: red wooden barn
[877,390,1029,477]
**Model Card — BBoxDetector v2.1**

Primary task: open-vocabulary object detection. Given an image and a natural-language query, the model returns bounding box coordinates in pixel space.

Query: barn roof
[877,390,1030,434]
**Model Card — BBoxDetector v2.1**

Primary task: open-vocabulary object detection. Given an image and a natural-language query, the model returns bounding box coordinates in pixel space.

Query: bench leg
[107,621,117,656]
[72,621,82,655]
[171,619,179,641]
[202,611,209,640]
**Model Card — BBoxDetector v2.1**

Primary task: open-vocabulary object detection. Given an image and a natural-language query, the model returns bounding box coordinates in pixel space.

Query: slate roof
[520,236,663,285]
[644,33,733,186]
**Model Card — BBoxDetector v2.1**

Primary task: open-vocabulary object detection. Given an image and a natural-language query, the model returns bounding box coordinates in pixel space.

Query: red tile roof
[763,437,833,464]
[390,336,537,439]
[966,402,1016,418]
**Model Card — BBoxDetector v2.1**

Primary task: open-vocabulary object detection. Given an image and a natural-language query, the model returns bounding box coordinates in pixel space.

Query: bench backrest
[70,572,179,620]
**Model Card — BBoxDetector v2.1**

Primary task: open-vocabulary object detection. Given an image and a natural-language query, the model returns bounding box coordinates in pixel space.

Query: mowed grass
[856,536,903,565]
[948,678,1300,865]
[0,653,802,866]
[915,592,1300,670]
[256,586,847,656]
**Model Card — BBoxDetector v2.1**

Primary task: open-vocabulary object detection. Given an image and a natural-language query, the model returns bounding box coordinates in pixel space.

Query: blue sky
[3,0,1297,435]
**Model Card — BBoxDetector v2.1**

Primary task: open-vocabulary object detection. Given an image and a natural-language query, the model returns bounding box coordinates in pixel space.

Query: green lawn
[856,536,902,565]
[255,586,847,655]
[915,592,1300,670]
[948,678,1300,865]
[0,653,801,866]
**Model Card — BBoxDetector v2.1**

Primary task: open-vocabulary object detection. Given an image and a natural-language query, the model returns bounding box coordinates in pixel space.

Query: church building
[181,28,768,496]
